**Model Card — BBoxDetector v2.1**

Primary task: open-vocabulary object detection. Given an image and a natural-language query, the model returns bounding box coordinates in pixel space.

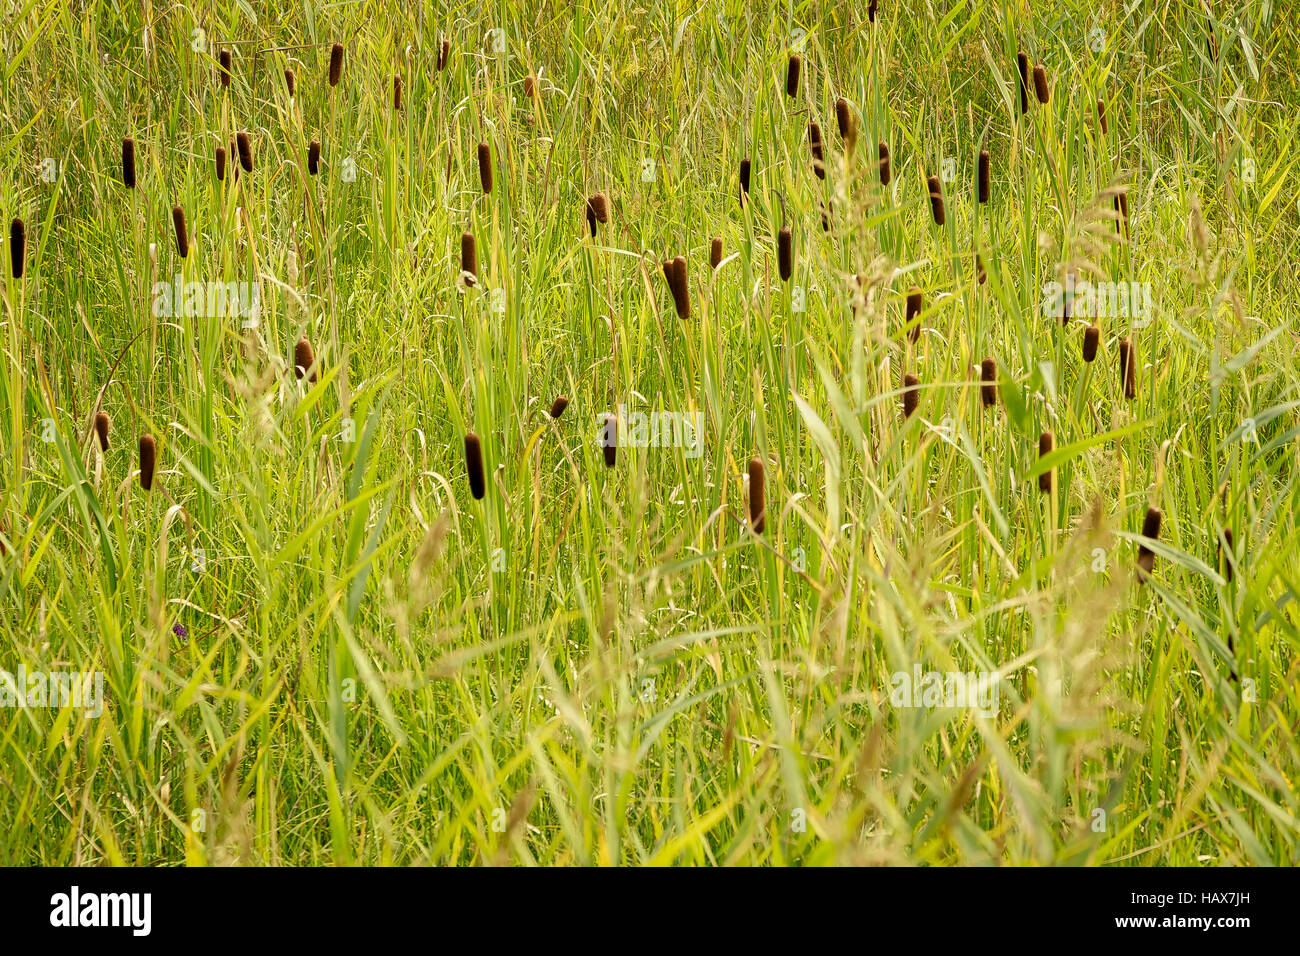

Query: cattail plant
[980,358,997,408]
[477,142,492,193]
[821,201,833,233]
[438,38,450,71]
[328,42,344,87]
[1038,431,1054,492]
[393,75,403,110]
[1119,337,1137,399]
[215,145,226,182]
[835,97,856,149]
[307,140,321,176]
[902,373,920,419]
[1083,324,1100,362]
[94,411,110,451]
[1016,52,1030,114]
[879,142,891,185]
[710,237,723,269]
[461,231,478,285]
[978,149,989,203]
[294,336,317,382]
[663,255,689,319]
[868,0,878,22]
[464,433,486,499]
[602,415,617,468]
[905,287,922,343]
[778,227,793,282]
[524,74,536,98]
[122,137,137,189]
[1218,527,1235,583]
[236,131,253,172]
[139,434,157,491]
[285,68,296,97]
[1136,506,1162,582]
[172,206,189,259]
[1032,64,1050,104]
[809,121,825,179]
[1097,99,1107,134]
[927,175,945,226]
[586,192,609,239]
[1114,190,1129,239]
[9,218,24,279]
[748,457,766,534]
[218,49,232,87]
[786,54,801,98]
[550,395,569,419]
[738,158,751,206]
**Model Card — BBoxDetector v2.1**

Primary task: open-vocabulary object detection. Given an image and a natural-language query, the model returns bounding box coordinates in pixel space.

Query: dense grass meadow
[1,0,1298,866]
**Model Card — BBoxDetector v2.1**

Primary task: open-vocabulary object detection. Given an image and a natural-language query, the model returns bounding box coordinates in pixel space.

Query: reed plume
[294,336,317,382]
[748,457,766,534]
[139,434,156,491]
[927,175,945,225]
[1017,52,1030,114]
[1032,64,1050,104]
[980,358,997,408]
[328,42,344,87]
[9,218,24,279]
[1136,506,1162,582]
[172,206,189,259]
[1038,431,1054,492]
[1119,337,1136,399]
[122,137,136,189]
[1083,324,1100,362]
[236,131,253,172]
[786,54,801,98]
[464,433,486,499]
[902,373,920,419]
[809,121,825,179]
[308,140,321,175]
[550,395,569,419]
[461,231,478,284]
[710,237,723,269]
[778,227,792,281]
[94,411,110,452]
[478,142,492,193]
[978,149,989,203]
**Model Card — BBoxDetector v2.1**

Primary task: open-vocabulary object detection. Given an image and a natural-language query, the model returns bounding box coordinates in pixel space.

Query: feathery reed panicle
[710,237,723,269]
[927,175,945,225]
[328,42,344,87]
[1016,52,1030,114]
[9,218,24,279]
[778,226,793,281]
[602,415,617,467]
[549,395,569,419]
[236,131,253,172]
[980,358,998,408]
[1137,506,1162,581]
[218,49,232,87]
[1083,324,1100,362]
[477,142,493,193]
[307,141,321,175]
[1038,432,1054,492]
[94,411,110,451]
[438,38,450,71]
[215,145,226,181]
[139,434,156,491]
[294,336,317,382]
[738,158,750,206]
[1119,337,1137,399]
[878,142,891,185]
[393,75,403,110]
[809,121,825,179]
[461,231,478,284]
[902,373,920,419]
[978,149,989,203]
[464,433,486,499]
[835,98,856,149]
[786,54,801,97]
[171,206,189,259]
[748,457,766,534]
[1032,64,1050,104]
[905,287,922,343]
[284,68,295,96]
[122,137,136,189]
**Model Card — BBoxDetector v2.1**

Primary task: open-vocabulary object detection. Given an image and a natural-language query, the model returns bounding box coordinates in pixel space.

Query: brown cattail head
[328,42,344,87]
[975,253,987,285]
[666,255,690,319]
[587,192,609,228]
[93,411,110,452]
[307,140,321,176]
[980,357,998,408]
[464,433,486,499]
[1032,63,1050,104]
[710,237,723,269]
[748,457,766,534]
[1083,324,1100,362]
[284,68,296,97]
[122,137,137,189]
[902,373,920,419]
[821,200,833,233]
[1038,431,1054,492]
[786,54,801,98]
[438,38,450,71]
[1017,51,1030,114]
[218,49,232,87]
[172,206,189,259]
[393,75,403,110]
[1114,191,1129,239]
[9,218,24,279]
[236,131,253,172]
[927,175,945,226]
[294,336,317,382]
[549,395,569,419]
[461,231,478,284]
[978,149,990,203]
[905,287,922,343]
[835,97,856,149]
[809,122,825,179]
[477,142,492,194]
[1119,337,1137,399]
[602,415,617,468]
[215,145,226,182]
[139,434,156,492]
[1219,528,1234,583]
[524,74,536,98]
[868,0,878,22]
[778,226,793,282]
[878,142,892,186]
[1136,505,1162,581]
[738,158,751,206]
[1097,98,1108,135]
